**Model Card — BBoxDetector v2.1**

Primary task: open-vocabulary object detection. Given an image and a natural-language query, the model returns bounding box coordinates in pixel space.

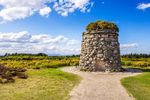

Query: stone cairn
[79,21,122,71]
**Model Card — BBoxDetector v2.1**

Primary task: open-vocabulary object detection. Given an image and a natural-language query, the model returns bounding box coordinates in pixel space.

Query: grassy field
[122,57,150,68]
[121,54,150,68]
[0,54,150,100]
[0,54,80,100]
[120,54,150,100]
[0,55,79,69]
[121,72,150,100]
[0,68,80,100]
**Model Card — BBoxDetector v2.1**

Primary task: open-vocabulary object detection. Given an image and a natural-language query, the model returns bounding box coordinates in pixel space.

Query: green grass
[0,68,81,100]
[1,55,150,100]
[0,55,80,100]
[121,72,150,100]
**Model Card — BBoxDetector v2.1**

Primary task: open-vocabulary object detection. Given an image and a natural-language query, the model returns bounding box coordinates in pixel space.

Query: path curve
[62,67,141,100]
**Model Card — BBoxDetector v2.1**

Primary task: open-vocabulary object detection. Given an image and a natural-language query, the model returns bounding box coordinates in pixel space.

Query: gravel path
[62,67,141,100]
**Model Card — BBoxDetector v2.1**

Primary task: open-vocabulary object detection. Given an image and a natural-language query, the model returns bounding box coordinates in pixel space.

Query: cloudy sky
[0,0,150,55]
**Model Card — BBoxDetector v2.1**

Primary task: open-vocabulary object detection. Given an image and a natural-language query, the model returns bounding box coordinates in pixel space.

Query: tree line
[121,53,150,58]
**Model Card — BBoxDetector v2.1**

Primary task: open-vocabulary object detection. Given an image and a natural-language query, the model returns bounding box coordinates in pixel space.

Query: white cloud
[30,35,68,43]
[120,43,138,49]
[0,7,33,22]
[0,31,31,42]
[39,7,51,17]
[66,40,79,45]
[0,31,80,55]
[137,3,150,10]
[0,0,49,22]
[0,0,93,22]
[119,43,149,55]
[0,34,147,55]
[53,0,93,16]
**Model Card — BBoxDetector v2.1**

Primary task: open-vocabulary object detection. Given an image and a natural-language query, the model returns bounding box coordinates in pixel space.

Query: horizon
[1,52,150,57]
[0,0,150,55]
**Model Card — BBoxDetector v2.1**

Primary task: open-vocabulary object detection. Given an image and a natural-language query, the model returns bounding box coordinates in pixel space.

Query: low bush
[86,20,119,32]
[0,65,28,84]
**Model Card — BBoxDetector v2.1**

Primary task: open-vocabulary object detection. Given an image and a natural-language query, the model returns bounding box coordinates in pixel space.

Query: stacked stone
[79,30,121,71]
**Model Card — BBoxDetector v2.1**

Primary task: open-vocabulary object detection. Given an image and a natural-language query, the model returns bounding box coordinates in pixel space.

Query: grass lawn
[121,72,150,100]
[0,68,80,100]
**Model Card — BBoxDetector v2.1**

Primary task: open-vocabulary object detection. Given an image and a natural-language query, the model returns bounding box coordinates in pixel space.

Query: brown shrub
[0,65,28,84]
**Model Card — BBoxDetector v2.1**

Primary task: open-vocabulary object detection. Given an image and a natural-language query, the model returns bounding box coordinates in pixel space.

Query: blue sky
[0,0,150,55]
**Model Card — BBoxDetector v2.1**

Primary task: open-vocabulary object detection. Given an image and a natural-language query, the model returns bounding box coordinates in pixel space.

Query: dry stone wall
[79,30,121,71]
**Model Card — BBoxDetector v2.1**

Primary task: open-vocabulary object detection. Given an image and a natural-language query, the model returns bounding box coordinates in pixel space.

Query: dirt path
[62,67,141,100]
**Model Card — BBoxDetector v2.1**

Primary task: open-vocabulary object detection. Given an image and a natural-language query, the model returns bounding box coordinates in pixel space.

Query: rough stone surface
[79,30,121,71]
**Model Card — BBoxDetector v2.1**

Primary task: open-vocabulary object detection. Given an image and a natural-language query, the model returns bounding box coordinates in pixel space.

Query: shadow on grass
[138,68,150,72]
[124,67,150,73]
